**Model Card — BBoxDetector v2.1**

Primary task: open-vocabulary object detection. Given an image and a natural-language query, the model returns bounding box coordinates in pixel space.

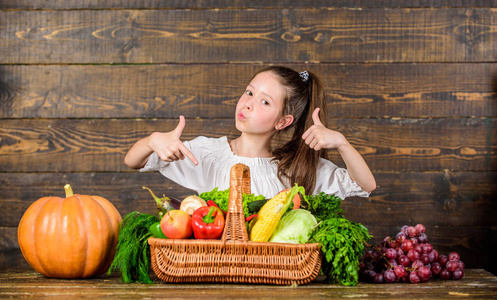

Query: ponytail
[262,66,327,194]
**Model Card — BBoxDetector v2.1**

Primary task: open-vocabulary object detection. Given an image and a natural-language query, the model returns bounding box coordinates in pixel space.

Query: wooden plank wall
[1,1,496,275]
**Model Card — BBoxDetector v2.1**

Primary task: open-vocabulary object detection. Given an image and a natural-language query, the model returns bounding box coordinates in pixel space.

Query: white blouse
[141,136,370,199]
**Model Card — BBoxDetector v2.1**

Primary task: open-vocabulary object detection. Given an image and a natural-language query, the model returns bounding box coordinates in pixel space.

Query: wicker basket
[149,163,322,285]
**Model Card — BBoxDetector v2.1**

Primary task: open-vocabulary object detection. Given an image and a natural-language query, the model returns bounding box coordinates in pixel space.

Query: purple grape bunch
[359,224,465,283]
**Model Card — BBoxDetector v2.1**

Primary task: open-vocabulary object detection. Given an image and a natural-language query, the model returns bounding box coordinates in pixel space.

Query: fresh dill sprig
[108,211,159,284]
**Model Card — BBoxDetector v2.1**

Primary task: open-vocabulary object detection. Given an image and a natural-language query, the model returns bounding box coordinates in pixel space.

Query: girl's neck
[231,135,273,158]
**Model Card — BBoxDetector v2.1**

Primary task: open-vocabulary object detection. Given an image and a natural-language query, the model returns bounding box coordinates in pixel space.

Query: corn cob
[249,185,305,242]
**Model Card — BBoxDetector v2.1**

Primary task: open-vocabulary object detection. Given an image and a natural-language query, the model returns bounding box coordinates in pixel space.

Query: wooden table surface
[1,269,496,299]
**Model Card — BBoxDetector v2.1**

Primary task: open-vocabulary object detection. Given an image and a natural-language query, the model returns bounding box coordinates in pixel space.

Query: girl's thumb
[312,108,323,126]
[174,115,186,137]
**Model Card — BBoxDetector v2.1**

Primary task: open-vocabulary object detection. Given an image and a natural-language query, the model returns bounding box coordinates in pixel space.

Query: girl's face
[235,71,293,136]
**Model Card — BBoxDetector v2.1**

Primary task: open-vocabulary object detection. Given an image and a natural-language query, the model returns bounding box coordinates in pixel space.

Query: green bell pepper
[149,222,168,239]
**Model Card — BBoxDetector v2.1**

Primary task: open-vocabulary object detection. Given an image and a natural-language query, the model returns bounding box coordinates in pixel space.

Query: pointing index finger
[178,143,199,166]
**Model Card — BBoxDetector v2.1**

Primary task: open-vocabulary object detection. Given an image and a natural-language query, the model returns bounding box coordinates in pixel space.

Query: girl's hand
[302,108,347,151]
[148,116,198,165]
[302,108,376,193]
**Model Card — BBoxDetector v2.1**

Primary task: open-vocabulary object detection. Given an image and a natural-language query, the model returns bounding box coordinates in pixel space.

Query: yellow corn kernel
[249,190,289,242]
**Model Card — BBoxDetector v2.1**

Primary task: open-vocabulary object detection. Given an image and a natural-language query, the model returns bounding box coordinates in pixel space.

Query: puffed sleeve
[314,158,370,199]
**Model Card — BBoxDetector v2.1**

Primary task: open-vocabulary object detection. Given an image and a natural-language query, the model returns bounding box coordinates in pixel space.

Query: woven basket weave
[149,163,322,285]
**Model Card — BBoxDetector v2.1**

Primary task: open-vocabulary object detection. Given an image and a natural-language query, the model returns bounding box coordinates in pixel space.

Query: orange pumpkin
[17,184,122,278]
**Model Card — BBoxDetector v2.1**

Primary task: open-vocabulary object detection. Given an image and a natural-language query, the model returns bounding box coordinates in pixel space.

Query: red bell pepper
[191,206,225,239]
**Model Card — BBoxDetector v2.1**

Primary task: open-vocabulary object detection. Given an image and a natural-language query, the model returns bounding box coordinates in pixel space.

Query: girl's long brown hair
[254,66,328,193]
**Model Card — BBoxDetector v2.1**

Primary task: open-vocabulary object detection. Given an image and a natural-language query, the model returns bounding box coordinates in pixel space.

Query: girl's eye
[261,99,269,106]
[245,90,252,96]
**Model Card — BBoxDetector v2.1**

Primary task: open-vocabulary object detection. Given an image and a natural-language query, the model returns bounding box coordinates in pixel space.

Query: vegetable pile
[109,186,370,286]
[199,187,265,218]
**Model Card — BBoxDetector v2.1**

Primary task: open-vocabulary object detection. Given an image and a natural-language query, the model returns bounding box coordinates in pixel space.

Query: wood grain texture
[0,269,496,298]
[1,8,496,64]
[2,1,497,9]
[346,171,497,228]
[1,63,496,119]
[1,118,495,172]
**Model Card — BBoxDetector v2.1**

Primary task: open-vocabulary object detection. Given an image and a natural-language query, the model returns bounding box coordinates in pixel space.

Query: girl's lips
[237,112,246,121]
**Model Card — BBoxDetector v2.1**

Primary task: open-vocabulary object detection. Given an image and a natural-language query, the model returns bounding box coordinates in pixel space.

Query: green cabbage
[269,209,317,244]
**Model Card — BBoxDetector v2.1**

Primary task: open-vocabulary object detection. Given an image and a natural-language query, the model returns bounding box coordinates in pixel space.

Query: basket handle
[221,163,250,243]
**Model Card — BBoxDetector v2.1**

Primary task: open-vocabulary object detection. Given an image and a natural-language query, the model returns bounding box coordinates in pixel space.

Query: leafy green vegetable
[306,192,344,221]
[199,187,265,218]
[199,187,229,211]
[305,193,370,286]
[108,211,159,284]
[270,209,317,244]
[309,218,370,286]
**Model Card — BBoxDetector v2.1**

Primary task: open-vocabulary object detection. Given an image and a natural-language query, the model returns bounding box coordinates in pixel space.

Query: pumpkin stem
[64,184,74,197]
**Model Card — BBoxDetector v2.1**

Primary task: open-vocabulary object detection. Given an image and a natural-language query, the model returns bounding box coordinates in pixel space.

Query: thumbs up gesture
[148,115,199,165]
[302,108,347,151]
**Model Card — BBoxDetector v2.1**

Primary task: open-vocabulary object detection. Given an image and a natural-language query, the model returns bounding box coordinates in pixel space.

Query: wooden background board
[1,9,497,64]
[2,1,497,9]
[1,64,496,119]
[0,118,495,172]
[1,3,496,275]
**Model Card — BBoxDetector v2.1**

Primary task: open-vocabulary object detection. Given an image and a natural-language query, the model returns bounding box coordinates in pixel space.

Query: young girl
[125,66,376,199]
